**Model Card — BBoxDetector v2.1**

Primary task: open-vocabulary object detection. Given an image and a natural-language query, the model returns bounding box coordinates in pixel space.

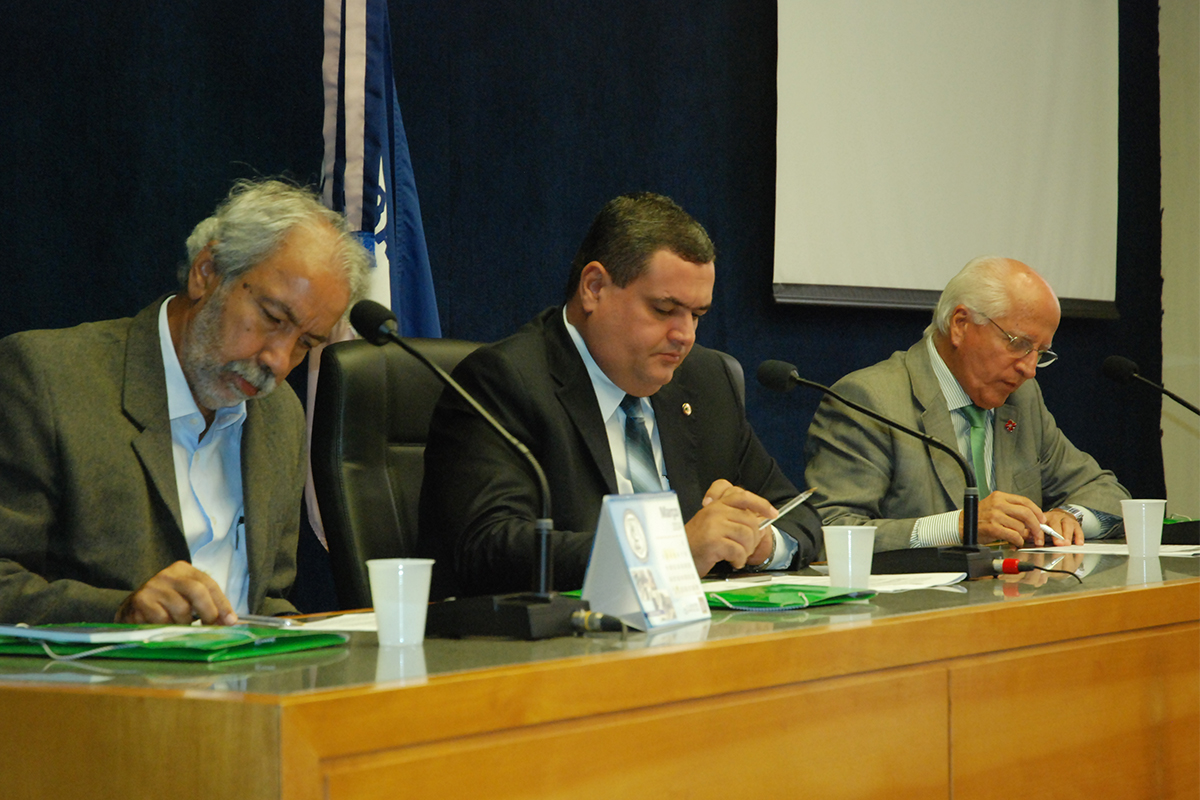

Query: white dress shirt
[157,299,250,613]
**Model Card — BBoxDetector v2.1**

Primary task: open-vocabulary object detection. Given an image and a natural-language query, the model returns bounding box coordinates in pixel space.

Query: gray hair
[181,179,371,308]
[925,256,1017,338]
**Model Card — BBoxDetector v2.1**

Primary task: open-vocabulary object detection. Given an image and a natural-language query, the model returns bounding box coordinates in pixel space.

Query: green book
[707,583,874,612]
[0,623,348,663]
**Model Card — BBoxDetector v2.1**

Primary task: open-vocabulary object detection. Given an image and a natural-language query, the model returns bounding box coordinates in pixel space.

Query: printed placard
[581,493,710,631]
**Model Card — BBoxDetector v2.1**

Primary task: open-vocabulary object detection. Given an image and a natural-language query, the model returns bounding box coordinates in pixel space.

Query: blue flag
[307,0,441,551]
[321,0,440,337]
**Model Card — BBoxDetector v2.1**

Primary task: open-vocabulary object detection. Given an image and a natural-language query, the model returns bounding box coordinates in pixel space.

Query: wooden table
[1,553,1196,800]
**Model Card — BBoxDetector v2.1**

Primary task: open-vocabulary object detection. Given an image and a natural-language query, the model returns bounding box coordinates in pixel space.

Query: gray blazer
[0,299,306,623]
[804,338,1128,552]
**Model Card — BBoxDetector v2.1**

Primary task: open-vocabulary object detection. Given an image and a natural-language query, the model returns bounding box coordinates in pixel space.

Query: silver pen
[234,614,300,628]
[758,487,817,530]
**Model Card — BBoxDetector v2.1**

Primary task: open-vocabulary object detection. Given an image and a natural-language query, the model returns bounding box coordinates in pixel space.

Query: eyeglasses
[983,316,1058,367]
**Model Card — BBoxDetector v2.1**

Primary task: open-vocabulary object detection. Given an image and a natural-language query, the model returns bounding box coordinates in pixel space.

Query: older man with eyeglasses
[804,256,1129,551]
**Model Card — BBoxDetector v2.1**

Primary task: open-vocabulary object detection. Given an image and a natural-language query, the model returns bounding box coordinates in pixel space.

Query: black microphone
[1102,355,1199,416]
[758,360,994,579]
[349,299,403,346]
[570,609,626,634]
[1100,355,1138,385]
[349,299,586,638]
[756,359,805,394]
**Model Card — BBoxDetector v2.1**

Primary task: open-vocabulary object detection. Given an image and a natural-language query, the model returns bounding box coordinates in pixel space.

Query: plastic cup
[375,643,428,683]
[366,558,434,646]
[1125,557,1163,586]
[1121,499,1167,558]
[823,526,876,590]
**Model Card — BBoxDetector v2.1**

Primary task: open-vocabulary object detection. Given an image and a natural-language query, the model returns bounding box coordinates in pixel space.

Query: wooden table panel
[949,622,1200,800]
[1,572,1195,800]
[0,687,280,800]
[320,665,950,800]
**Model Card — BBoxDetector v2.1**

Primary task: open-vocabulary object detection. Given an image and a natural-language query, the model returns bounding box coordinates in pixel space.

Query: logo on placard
[623,510,650,561]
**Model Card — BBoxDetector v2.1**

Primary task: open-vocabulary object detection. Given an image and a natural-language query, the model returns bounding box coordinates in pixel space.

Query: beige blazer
[804,338,1128,552]
[0,299,305,623]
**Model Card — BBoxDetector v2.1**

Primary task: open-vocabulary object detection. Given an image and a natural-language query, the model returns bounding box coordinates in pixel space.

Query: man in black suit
[418,193,821,597]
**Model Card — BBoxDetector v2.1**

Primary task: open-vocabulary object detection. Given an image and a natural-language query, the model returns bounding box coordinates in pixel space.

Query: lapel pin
[1005,419,1016,433]
[681,403,692,416]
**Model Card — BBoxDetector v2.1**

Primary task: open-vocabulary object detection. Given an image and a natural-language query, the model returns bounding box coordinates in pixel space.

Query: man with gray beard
[0,180,369,625]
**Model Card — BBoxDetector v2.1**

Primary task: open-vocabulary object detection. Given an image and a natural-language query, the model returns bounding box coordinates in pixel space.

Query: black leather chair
[310,337,481,610]
[715,349,745,407]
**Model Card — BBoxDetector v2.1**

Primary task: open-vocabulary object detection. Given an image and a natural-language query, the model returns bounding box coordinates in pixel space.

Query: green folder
[0,623,349,663]
[707,583,874,612]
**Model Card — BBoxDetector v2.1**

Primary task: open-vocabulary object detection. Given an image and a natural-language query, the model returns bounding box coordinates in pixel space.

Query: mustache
[227,359,276,395]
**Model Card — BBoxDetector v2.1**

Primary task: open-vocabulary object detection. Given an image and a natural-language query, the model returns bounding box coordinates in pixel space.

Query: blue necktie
[620,394,662,493]
[960,404,991,497]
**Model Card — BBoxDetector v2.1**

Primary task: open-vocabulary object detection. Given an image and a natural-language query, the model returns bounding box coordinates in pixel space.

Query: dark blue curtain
[0,1,1163,501]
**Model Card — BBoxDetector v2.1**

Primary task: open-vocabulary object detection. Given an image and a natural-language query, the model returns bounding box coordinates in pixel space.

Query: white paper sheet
[294,612,378,632]
[1021,544,1200,558]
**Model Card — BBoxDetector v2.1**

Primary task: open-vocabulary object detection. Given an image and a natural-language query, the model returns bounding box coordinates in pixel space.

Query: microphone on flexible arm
[757,360,995,579]
[1102,355,1199,416]
[349,300,587,639]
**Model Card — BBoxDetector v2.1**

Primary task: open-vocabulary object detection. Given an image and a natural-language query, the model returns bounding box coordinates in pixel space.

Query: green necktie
[960,404,991,497]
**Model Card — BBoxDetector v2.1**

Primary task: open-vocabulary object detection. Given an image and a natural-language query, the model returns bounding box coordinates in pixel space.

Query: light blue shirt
[157,299,250,613]
[562,309,668,494]
[927,336,995,491]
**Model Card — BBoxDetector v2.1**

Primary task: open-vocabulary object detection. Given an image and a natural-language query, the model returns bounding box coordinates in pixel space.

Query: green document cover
[0,623,349,663]
[707,584,874,612]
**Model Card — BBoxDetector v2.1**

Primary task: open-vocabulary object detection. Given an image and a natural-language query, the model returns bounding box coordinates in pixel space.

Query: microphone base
[872,545,995,581]
[425,592,589,640]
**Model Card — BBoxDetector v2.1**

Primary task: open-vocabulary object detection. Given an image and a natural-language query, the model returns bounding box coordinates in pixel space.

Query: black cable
[1029,566,1083,583]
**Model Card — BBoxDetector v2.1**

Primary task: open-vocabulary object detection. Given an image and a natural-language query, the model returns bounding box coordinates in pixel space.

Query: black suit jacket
[418,306,821,598]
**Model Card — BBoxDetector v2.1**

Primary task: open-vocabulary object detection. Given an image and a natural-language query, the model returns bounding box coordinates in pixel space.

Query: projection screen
[774,1,1119,317]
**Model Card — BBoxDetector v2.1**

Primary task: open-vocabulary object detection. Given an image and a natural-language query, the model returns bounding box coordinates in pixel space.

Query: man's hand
[685,480,776,575]
[961,491,1049,547]
[1043,508,1085,545]
[115,561,236,625]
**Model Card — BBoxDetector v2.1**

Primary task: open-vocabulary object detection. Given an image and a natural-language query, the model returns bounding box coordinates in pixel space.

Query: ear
[946,305,972,348]
[577,261,611,313]
[186,245,220,301]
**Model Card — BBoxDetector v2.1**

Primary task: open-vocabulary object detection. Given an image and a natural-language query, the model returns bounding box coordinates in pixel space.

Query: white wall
[1160,0,1200,516]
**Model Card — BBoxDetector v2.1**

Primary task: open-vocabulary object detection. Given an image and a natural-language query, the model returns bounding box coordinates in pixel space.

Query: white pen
[759,488,817,530]
[1039,523,1065,542]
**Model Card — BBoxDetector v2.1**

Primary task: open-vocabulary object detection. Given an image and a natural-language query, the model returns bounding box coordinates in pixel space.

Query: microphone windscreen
[349,299,398,345]
[757,360,800,393]
[1102,355,1139,385]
